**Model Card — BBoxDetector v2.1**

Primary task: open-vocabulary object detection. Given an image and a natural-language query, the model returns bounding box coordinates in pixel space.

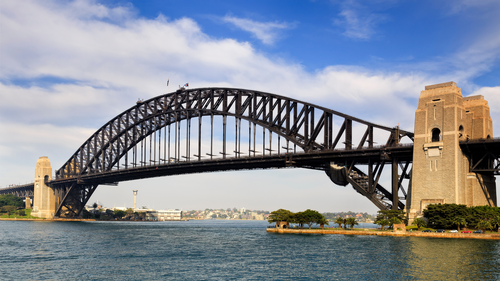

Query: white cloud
[465,87,500,138]
[448,0,500,14]
[0,121,95,185]
[222,15,292,45]
[0,0,429,131]
[332,0,386,40]
[334,9,384,40]
[469,87,500,131]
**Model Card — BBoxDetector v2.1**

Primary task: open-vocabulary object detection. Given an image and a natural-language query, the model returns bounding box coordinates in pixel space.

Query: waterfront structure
[408,82,496,222]
[30,157,53,218]
[158,209,182,221]
[146,209,183,221]
[0,84,498,219]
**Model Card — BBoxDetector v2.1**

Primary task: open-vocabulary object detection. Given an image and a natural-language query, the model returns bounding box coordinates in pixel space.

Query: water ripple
[0,220,499,280]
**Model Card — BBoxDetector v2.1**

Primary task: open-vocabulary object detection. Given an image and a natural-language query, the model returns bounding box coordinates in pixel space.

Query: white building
[152,209,182,221]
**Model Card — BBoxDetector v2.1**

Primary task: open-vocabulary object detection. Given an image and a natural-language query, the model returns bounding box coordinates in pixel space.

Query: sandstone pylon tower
[408,82,496,221]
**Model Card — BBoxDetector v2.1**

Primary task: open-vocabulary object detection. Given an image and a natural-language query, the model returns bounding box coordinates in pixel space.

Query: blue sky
[122,0,500,85]
[1,0,499,213]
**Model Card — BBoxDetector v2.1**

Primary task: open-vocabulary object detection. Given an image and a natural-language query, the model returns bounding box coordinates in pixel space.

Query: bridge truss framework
[3,88,419,217]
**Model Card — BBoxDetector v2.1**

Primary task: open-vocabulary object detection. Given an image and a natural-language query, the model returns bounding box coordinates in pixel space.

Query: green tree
[268,209,294,224]
[105,209,114,219]
[451,216,467,231]
[424,204,469,229]
[126,208,134,220]
[317,216,329,228]
[82,209,91,219]
[91,202,98,218]
[467,206,500,229]
[390,217,402,226]
[1,205,17,217]
[411,218,427,231]
[0,194,24,208]
[376,210,407,226]
[300,209,328,229]
[114,209,126,219]
[423,204,500,229]
[346,217,359,229]
[292,211,307,228]
[477,220,493,231]
[334,217,344,229]
[376,218,390,231]
[491,216,500,231]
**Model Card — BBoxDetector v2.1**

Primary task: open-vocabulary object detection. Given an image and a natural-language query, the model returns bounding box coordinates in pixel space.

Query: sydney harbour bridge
[1,83,499,219]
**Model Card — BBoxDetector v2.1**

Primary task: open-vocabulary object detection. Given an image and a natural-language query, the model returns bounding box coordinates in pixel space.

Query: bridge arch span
[56,87,413,179]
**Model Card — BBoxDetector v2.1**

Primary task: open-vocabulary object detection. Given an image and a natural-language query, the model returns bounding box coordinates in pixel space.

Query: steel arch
[56,87,413,179]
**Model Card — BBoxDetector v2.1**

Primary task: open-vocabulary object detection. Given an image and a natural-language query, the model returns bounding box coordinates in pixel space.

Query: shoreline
[0,218,97,222]
[0,218,190,222]
[267,228,500,240]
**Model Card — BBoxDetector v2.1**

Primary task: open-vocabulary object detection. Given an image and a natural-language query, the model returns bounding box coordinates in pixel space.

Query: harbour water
[1,220,499,280]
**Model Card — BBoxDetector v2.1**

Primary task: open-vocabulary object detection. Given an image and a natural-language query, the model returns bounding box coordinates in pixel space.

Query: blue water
[1,220,499,280]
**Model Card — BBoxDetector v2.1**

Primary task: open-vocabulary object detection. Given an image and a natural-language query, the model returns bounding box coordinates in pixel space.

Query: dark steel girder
[47,87,415,217]
[56,88,414,179]
[51,145,414,200]
[0,183,35,198]
[460,138,500,175]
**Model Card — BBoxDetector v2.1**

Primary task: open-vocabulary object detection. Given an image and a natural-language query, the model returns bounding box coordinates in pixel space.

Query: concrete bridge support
[31,156,55,219]
[408,82,496,222]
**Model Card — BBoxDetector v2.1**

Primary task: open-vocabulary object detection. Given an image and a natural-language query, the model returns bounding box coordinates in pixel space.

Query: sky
[1,0,499,214]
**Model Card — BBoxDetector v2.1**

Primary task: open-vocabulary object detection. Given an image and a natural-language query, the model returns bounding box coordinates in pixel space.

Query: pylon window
[432,128,441,142]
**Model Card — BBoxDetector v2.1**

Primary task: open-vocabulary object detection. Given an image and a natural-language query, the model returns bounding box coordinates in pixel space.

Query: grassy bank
[0,209,43,219]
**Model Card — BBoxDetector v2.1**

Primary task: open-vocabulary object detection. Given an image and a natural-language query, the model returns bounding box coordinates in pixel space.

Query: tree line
[268,209,328,229]
[268,209,364,230]
[322,211,372,221]
[0,194,25,217]
[374,210,407,230]
[372,204,500,232]
[423,204,500,231]
[83,203,145,220]
[0,195,143,220]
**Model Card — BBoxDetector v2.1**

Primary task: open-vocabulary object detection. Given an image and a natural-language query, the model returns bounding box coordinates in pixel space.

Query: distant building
[146,210,158,221]
[157,209,182,221]
[253,214,264,220]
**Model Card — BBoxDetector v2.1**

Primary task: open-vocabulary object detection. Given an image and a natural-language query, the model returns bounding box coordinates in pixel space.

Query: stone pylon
[31,156,55,219]
[408,82,496,222]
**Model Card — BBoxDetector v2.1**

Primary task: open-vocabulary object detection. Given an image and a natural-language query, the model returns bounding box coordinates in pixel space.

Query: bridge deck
[51,144,414,185]
[460,138,500,173]
[0,183,35,197]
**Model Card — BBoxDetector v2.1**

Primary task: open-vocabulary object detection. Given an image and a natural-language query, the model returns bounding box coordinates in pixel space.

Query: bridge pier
[408,82,496,223]
[25,197,31,209]
[53,183,98,218]
[31,156,55,219]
